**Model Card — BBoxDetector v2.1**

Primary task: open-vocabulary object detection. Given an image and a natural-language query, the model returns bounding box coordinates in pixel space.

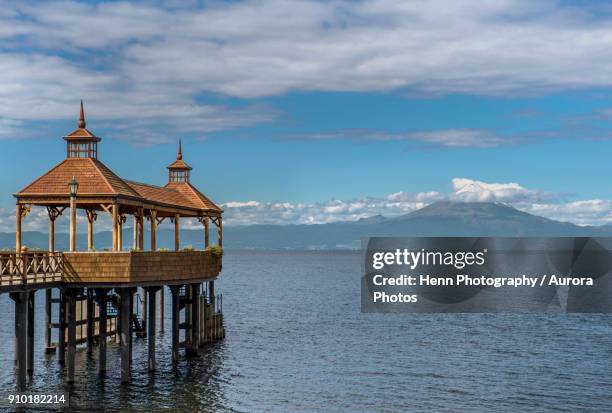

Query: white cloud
[287,128,513,148]
[451,178,561,203]
[2,178,612,230]
[2,1,612,143]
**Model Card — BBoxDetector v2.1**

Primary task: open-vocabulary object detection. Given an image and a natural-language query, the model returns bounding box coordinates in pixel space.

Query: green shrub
[205,244,223,256]
[182,244,194,251]
[157,248,170,252]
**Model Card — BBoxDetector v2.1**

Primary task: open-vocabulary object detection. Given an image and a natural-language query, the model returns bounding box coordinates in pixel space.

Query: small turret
[63,101,100,159]
[167,140,192,183]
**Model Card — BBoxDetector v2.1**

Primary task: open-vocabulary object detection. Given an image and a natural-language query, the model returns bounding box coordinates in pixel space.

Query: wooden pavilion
[3,102,226,390]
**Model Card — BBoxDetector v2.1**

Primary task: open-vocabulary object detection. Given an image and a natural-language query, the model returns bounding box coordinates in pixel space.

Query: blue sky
[3,0,612,230]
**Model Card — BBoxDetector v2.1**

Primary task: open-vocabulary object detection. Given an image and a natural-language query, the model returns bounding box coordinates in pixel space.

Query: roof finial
[177,139,183,160]
[78,100,86,129]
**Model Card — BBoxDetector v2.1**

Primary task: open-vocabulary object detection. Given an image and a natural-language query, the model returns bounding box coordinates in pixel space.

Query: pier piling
[120,288,132,383]
[66,289,77,384]
[170,285,180,363]
[96,289,108,374]
[58,291,66,365]
[190,283,200,352]
[86,289,94,354]
[147,287,158,372]
[27,291,35,375]
[10,292,27,391]
[44,288,53,353]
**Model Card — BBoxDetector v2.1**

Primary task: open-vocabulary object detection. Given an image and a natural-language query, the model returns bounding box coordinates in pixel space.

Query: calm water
[0,251,611,412]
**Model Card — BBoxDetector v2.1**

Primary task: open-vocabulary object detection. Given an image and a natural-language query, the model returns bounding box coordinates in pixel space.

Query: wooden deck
[0,250,221,292]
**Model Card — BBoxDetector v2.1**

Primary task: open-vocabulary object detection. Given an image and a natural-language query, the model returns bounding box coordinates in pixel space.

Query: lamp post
[68,176,79,252]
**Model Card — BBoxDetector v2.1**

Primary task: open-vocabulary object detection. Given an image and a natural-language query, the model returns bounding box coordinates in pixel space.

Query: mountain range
[2,201,611,251]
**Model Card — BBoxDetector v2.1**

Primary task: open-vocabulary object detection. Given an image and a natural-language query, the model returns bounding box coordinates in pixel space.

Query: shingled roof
[15,103,222,217]
[17,158,141,198]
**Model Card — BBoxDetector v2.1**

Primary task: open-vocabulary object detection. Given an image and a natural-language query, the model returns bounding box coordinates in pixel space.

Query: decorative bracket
[86,209,98,223]
[46,206,66,222]
[20,204,32,219]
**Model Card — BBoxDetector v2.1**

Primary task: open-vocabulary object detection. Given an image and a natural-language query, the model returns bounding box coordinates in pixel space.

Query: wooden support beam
[138,287,147,339]
[112,204,118,251]
[174,213,180,251]
[118,215,125,252]
[133,215,138,250]
[69,195,77,252]
[44,288,53,353]
[96,289,108,374]
[147,287,158,372]
[170,285,180,363]
[46,206,64,253]
[86,210,96,251]
[150,210,157,251]
[86,289,94,354]
[10,292,27,391]
[218,217,223,248]
[190,283,200,352]
[27,291,34,375]
[115,292,121,344]
[119,288,132,383]
[138,208,144,251]
[16,204,22,253]
[209,280,215,309]
[66,289,77,384]
[58,291,66,365]
[160,287,164,334]
[128,290,133,364]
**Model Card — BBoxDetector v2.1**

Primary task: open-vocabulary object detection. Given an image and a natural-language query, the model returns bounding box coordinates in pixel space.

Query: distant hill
[2,201,611,251]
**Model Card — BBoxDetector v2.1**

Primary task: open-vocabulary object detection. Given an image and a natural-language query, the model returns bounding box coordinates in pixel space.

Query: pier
[4,102,225,390]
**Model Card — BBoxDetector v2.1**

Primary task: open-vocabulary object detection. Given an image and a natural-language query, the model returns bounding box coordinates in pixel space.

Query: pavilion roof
[15,158,222,215]
[17,158,140,198]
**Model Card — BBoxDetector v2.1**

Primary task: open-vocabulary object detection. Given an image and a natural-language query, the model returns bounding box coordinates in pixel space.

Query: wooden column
[86,210,96,251]
[218,217,223,248]
[118,216,123,251]
[150,210,157,251]
[190,283,200,352]
[58,291,66,365]
[69,195,76,252]
[159,287,165,333]
[129,290,133,364]
[96,289,108,374]
[10,292,27,391]
[209,280,215,309]
[48,208,58,252]
[112,204,118,251]
[44,288,53,352]
[133,216,138,250]
[86,289,94,354]
[174,214,180,251]
[66,289,77,384]
[15,204,22,253]
[120,289,131,383]
[138,287,147,338]
[115,292,122,344]
[147,287,157,372]
[138,209,144,250]
[27,291,35,375]
[204,217,210,248]
[170,285,180,363]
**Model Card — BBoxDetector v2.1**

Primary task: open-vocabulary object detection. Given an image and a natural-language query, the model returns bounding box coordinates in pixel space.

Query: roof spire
[78,100,86,129]
[177,139,183,160]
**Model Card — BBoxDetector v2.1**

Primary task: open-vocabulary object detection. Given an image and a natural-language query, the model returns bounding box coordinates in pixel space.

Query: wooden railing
[0,252,63,287]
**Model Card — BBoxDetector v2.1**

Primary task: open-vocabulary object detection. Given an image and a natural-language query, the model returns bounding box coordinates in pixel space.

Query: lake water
[0,251,611,412]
